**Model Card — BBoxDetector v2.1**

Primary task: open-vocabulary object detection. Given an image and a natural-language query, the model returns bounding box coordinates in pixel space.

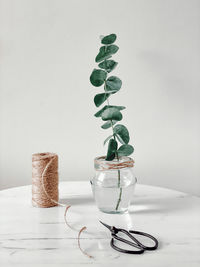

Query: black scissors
[100,221,158,254]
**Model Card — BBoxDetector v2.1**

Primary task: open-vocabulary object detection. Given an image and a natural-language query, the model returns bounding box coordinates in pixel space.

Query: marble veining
[0,181,200,267]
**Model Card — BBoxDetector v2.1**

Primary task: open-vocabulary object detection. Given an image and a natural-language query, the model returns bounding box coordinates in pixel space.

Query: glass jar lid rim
[95,156,133,163]
[94,156,134,170]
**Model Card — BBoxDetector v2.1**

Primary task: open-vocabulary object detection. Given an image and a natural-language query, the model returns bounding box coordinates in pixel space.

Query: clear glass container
[90,156,137,214]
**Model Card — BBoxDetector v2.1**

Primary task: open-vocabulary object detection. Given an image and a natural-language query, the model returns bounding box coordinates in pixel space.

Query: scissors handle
[111,235,144,254]
[111,229,145,254]
[129,230,158,250]
[110,228,158,254]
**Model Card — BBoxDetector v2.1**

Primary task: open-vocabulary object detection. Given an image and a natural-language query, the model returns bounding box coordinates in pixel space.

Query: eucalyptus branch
[90,33,134,210]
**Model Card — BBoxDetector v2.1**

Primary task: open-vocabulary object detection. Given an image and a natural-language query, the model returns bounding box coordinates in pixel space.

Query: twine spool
[32,152,59,208]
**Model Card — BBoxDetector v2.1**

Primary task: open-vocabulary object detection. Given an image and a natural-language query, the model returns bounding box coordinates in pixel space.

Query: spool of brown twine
[32,152,59,208]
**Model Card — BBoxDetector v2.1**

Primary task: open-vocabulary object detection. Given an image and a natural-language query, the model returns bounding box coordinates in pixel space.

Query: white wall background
[0,0,199,195]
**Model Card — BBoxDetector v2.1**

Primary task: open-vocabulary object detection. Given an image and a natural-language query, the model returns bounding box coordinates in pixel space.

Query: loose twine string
[32,152,93,258]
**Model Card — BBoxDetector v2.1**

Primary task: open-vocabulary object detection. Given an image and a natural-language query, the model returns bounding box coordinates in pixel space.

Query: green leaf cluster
[90,33,134,160]
[98,60,118,73]
[95,45,119,63]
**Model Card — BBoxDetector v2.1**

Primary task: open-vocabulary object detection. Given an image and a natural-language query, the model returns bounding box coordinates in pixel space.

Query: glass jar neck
[94,156,134,171]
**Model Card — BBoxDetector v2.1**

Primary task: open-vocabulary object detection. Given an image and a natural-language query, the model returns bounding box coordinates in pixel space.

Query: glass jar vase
[90,156,137,214]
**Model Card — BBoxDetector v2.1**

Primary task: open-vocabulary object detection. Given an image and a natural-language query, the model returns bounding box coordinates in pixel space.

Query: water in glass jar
[91,177,136,214]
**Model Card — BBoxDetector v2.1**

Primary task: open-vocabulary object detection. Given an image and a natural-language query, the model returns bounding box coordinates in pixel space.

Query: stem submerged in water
[115,186,122,211]
[117,169,120,187]
[115,168,122,211]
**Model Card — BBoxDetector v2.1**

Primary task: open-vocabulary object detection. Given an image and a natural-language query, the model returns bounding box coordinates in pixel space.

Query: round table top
[0,181,200,267]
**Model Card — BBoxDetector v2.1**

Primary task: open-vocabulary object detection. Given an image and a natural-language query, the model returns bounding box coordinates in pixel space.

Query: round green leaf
[90,69,107,87]
[95,45,119,63]
[101,120,117,129]
[106,139,118,161]
[98,60,118,73]
[105,76,122,93]
[94,105,125,117]
[117,144,134,157]
[101,34,117,45]
[94,93,110,107]
[101,107,123,121]
[113,124,130,144]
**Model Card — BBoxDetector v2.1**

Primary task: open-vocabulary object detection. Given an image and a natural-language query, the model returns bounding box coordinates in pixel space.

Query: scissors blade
[99,221,113,231]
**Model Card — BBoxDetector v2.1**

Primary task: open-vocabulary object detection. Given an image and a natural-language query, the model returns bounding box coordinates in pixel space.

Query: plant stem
[104,53,122,211]
[115,188,122,210]
[106,97,122,210]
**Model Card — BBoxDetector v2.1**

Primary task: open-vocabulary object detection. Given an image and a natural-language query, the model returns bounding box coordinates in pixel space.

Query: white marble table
[0,181,200,267]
